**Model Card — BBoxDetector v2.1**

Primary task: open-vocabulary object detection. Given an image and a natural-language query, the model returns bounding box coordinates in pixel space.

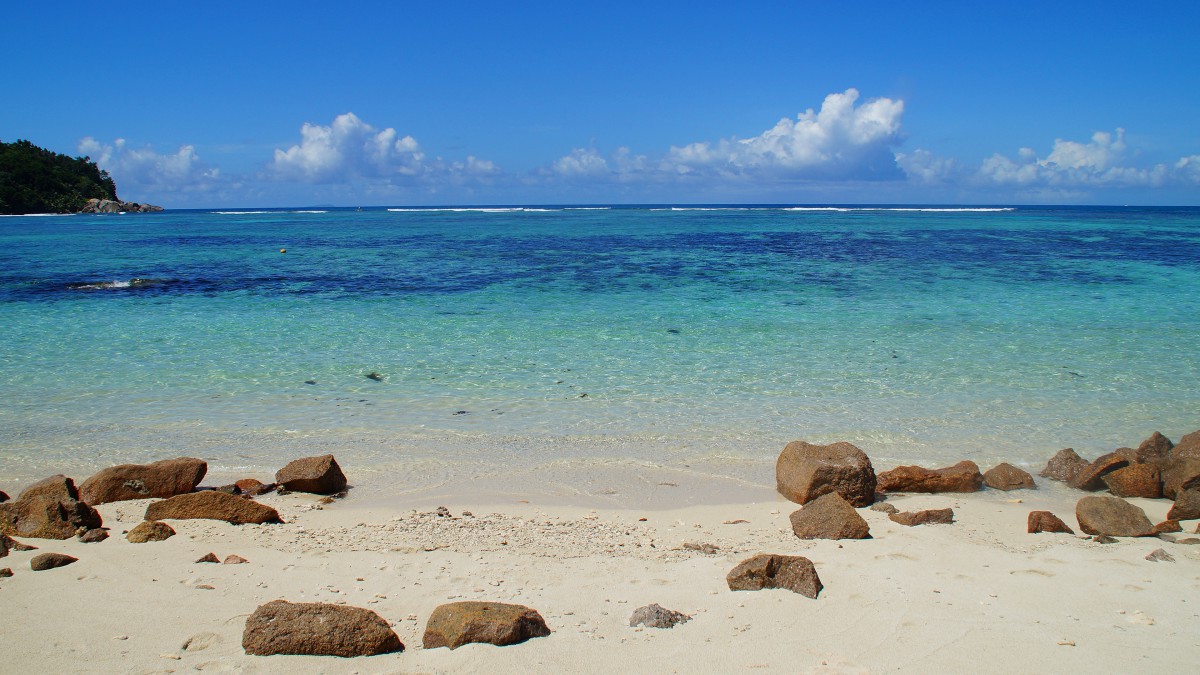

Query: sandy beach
[2,455,1197,674]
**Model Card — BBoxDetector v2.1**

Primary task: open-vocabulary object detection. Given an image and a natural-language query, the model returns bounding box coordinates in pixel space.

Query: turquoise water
[2,205,1199,485]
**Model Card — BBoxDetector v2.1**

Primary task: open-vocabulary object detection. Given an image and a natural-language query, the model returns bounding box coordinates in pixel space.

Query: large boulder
[1101,464,1162,499]
[983,463,1036,491]
[726,554,823,599]
[126,520,175,543]
[145,491,282,525]
[422,601,551,650]
[79,457,207,505]
[788,492,870,540]
[1162,456,1200,500]
[1075,496,1154,537]
[1027,511,1074,534]
[877,461,983,493]
[0,475,102,539]
[1171,430,1200,460]
[888,508,955,526]
[1131,431,1174,466]
[1069,452,1130,491]
[775,441,876,507]
[1167,488,1200,521]
[1040,448,1088,483]
[275,455,347,495]
[242,600,404,657]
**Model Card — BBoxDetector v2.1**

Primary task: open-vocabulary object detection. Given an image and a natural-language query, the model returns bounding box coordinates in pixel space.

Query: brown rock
[126,520,175,543]
[1133,431,1174,466]
[0,475,102,539]
[223,554,248,564]
[869,502,898,514]
[423,601,551,650]
[888,508,955,526]
[195,552,220,563]
[1,533,37,557]
[1040,448,1089,483]
[78,528,108,543]
[628,603,690,629]
[1145,548,1175,562]
[1027,510,1074,534]
[234,479,275,496]
[0,491,8,502]
[0,568,11,577]
[275,455,347,495]
[1162,456,1200,500]
[145,491,282,525]
[775,441,877,507]
[1171,429,1200,460]
[726,554,823,599]
[242,600,404,657]
[1075,495,1154,537]
[78,458,207,505]
[30,552,77,571]
[983,463,1036,491]
[1068,452,1130,491]
[1152,520,1182,534]
[877,461,983,493]
[1167,488,1200,521]
[1102,464,1162,499]
[788,492,870,540]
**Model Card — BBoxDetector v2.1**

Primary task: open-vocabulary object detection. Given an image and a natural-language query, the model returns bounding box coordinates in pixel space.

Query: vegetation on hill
[0,139,119,214]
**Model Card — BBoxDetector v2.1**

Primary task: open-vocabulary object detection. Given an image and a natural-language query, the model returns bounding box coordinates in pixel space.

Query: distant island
[0,139,162,215]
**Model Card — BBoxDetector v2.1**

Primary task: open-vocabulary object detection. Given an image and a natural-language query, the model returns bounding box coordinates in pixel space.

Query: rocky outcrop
[275,455,347,495]
[30,552,77,571]
[775,441,876,507]
[628,603,691,629]
[242,600,404,657]
[423,601,551,649]
[1075,496,1154,537]
[1027,511,1074,534]
[788,492,870,540]
[726,554,823,599]
[983,463,1035,491]
[0,475,102,539]
[79,198,163,213]
[0,533,37,557]
[1069,452,1130,491]
[1101,464,1162,499]
[877,461,983,493]
[1040,448,1089,483]
[144,491,282,525]
[1167,488,1200,521]
[126,520,175,543]
[888,508,955,526]
[79,457,207,505]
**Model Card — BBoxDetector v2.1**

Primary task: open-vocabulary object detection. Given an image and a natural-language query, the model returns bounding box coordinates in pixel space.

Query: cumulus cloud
[548,89,907,184]
[78,137,223,197]
[269,113,498,184]
[895,148,959,185]
[977,128,1188,187]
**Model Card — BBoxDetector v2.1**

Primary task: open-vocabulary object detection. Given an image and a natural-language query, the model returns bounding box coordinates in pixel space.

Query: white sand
[1,473,1198,673]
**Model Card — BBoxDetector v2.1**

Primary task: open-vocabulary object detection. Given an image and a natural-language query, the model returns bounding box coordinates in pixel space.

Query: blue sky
[4,2,1199,207]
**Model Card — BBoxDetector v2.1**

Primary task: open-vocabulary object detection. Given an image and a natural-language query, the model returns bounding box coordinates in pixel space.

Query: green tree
[0,139,120,214]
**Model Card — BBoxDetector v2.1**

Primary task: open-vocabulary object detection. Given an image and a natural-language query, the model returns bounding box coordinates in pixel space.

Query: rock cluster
[79,198,163,213]
[0,475,102,539]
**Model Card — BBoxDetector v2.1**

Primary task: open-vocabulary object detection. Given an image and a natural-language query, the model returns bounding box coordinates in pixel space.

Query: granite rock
[628,603,691,629]
[983,463,1035,491]
[1040,448,1089,483]
[275,455,347,495]
[423,601,551,649]
[0,475,102,539]
[242,600,404,657]
[1167,488,1200,521]
[788,492,870,540]
[726,554,823,599]
[79,458,207,505]
[1027,511,1074,534]
[1068,452,1130,491]
[1102,463,1162,499]
[877,461,983,493]
[775,441,877,507]
[1075,495,1154,537]
[126,520,175,543]
[145,491,282,525]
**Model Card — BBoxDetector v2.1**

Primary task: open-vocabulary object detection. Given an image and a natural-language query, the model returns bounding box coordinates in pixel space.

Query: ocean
[1,205,1198,494]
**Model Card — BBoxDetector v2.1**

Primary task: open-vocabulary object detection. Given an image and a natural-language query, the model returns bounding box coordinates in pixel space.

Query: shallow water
[2,205,1198,489]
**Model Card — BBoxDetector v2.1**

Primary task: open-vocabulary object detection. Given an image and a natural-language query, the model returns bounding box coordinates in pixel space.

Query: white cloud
[269,113,498,184]
[78,137,223,199]
[977,128,1184,187]
[896,148,958,184]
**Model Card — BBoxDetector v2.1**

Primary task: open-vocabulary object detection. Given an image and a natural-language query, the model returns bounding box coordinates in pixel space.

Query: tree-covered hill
[0,139,119,214]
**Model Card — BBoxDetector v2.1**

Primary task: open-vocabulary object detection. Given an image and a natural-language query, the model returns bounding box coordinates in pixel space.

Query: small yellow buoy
[280,248,286,253]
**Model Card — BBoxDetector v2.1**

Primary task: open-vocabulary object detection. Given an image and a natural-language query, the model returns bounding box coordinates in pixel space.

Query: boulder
[726,554,823,599]
[1040,448,1089,483]
[1171,429,1200,460]
[1075,496,1154,537]
[0,475,102,539]
[275,455,347,495]
[145,491,282,525]
[30,552,77,571]
[1162,456,1200,500]
[234,479,274,496]
[628,603,691,629]
[1027,511,1074,534]
[1101,464,1162,499]
[1152,520,1182,534]
[1,533,37,557]
[126,520,175,543]
[983,463,1036,491]
[877,461,983,493]
[79,457,207,505]
[242,600,404,657]
[1133,431,1174,466]
[788,492,870,540]
[423,601,551,650]
[775,441,876,507]
[1068,452,1130,491]
[78,528,108,543]
[888,508,955,526]
[1167,488,1200,521]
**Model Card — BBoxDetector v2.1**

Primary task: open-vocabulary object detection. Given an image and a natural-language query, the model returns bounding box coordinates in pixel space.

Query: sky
[4,2,1199,207]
